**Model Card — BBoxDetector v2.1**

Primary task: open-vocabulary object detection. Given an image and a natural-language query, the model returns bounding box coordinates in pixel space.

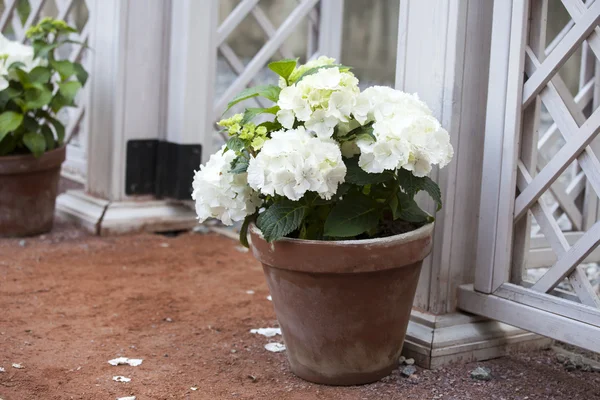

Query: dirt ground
[1,222,600,400]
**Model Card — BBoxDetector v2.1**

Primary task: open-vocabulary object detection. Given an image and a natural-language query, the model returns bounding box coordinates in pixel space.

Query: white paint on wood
[458,285,600,353]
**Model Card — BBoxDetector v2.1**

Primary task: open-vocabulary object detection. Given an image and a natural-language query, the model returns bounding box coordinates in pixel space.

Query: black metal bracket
[125,139,202,200]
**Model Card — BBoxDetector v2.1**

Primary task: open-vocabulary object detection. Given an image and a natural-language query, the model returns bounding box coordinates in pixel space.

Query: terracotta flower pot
[0,147,66,237]
[249,222,434,385]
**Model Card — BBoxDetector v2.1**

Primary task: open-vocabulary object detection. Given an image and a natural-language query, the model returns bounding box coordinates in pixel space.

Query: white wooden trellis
[459,0,600,353]
[205,0,344,156]
[0,0,92,184]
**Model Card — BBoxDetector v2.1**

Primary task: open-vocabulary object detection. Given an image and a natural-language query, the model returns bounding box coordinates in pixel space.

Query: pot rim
[0,146,66,175]
[249,221,434,247]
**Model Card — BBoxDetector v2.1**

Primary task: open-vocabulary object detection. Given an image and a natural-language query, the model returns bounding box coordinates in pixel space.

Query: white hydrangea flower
[357,115,453,176]
[276,65,360,139]
[0,33,41,91]
[353,86,453,176]
[247,127,346,201]
[353,86,433,125]
[191,146,260,225]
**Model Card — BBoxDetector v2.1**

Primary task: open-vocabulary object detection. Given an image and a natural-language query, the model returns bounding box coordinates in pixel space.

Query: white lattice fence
[211,0,342,151]
[460,0,600,353]
[0,0,91,183]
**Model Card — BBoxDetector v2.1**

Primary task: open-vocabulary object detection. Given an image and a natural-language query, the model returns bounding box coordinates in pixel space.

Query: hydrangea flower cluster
[247,127,346,201]
[353,86,453,177]
[276,63,359,138]
[191,146,260,225]
[192,57,454,243]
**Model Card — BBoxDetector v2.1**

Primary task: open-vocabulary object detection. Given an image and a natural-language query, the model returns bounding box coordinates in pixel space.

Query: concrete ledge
[403,310,552,369]
[56,190,198,235]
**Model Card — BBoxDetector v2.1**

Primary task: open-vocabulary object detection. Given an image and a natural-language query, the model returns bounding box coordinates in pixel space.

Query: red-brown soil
[1,223,600,399]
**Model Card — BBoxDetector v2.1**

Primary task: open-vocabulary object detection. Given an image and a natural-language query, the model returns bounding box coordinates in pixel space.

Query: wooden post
[56,0,198,234]
[396,0,550,369]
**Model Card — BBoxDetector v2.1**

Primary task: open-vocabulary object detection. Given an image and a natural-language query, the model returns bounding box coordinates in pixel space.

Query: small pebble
[231,349,237,353]
[470,366,492,381]
[267,295,272,301]
[405,358,415,365]
[0,367,5,372]
[164,317,173,322]
[247,375,258,382]
[12,363,24,369]
[246,290,255,295]
[556,353,567,364]
[408,374,419,384]
[160,243,169,248]
[190,387,198,391]
[398,356,406,365]
[565,362,577,371]
[18,240,26,247]
[401,365,417,377]
[236,246,249,253]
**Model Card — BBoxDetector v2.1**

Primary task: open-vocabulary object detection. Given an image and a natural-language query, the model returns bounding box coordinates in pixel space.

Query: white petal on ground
[250,328,282,337]
[112,376,131,382]
[108,357,143,367]
[12,363,23,369]
[116,397,136,400]
[264,342,286,352]
[266,295,272,301]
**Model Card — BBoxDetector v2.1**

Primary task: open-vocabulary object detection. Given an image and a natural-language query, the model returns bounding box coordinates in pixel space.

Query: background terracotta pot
[0,147,66,237]
[250,222,434,385]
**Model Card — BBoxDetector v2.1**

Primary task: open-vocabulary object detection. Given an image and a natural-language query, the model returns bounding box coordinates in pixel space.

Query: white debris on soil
[12,363,24,369]
[113,376,131,382]
[159,243,169,248]
[0,367,5,372]
[264,342,286,352]
[250,328,281,337]
[190,387,198,391]
[236,246,249,253]
[108,357,143,367]
[116,397,136,400]
[266,295,272,301]
[246,290,255,294]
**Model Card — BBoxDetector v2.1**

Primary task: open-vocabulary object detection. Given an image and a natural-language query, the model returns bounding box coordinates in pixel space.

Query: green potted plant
[0,18,88,237]
[191,57,453,385]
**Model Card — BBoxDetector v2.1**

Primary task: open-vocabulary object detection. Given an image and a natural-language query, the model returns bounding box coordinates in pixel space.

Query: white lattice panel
[212,0,341,149]
[0,0,92,183]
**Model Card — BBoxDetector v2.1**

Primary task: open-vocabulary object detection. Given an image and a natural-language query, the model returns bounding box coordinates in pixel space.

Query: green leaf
[256,199,307,242]
[41,124,55,150]
[224,85,281,114]
[23,132,46,157]
[257,120,282,132]
[230,155,249,174]
[324,193,381,237]
[268,58,298,81]
[344,156,392,185]
[51,59,76,80]
[0,111,23,141]
[50,92,72,112]
[239,214,255,248]
[33,41,60,59]
[347,121,376,141]
[73,62,88,86]
[397,168,443,211]
[58,80,82,103]
[226,136,245,152]
[29,66,52,84]
[241,106,279,125]
[395,191,433,223]
[39,111,65,144]
[24,87,53,110]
